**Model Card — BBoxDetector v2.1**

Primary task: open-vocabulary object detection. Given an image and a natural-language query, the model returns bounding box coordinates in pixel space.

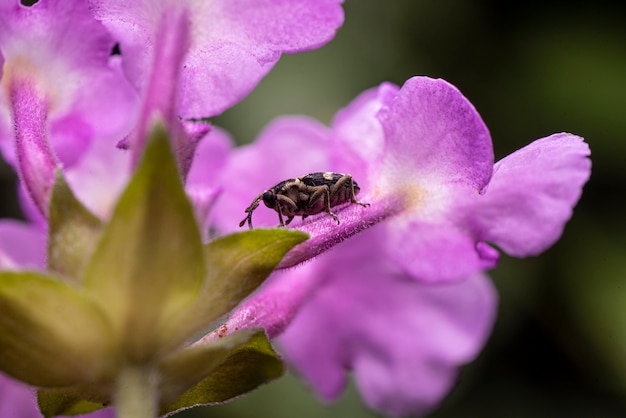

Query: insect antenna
[239,194,264,228]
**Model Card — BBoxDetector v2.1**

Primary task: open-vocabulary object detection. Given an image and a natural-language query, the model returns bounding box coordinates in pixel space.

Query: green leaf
[165,229,308,340]
[47,170,103,283]
[0,272,115,386]
[38,386,109,418]
[160,330,284,415]
[83,125,206,360]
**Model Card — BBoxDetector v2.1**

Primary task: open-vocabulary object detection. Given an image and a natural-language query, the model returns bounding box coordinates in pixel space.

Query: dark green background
[2,1,625,417]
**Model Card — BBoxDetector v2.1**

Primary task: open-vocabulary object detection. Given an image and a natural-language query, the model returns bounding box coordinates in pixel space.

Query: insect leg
[307,186,338,223]
[276,203,286,227]
[285,216,295,225]
[321,186,340,224]
[333,174,370,207]
[275,195,298,227]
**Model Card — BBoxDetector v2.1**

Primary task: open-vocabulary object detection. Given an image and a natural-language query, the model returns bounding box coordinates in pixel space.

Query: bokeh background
[2,0,625,417]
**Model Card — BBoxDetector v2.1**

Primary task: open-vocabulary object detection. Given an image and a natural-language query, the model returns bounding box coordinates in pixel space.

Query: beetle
[239,172,369,229]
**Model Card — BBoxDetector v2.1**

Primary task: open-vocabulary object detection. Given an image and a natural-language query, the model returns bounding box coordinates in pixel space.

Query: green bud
[0,272,115,386]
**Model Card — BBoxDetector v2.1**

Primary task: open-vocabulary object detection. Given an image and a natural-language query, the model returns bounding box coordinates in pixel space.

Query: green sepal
[201,229,308,320]
[158,330,256,406]
[47,170,103,283]
[38,385,109,418]
[0,272,115,386]
[83,125,206,360]
[168,229,308,339]
[160,330,284,415]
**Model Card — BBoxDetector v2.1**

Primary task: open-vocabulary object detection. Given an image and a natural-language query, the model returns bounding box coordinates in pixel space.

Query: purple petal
[0,220,46,270]
[469,133,591,256]
[278,230,497,417]
[10,79,58,216]
[130,6,190,169]
[64,136,131,219]
[47,56,137,167]
[0,372,116,418]
[178,119,212,181]
[185,127,233,239]
[386,217,499,283]
[0,0,138,168]
[90,0,344,117]
[187,127,233,188]
[377,77,494,192]
[17,184,46,228]
[0,373,39,418]
[276,196,399,269]
[329,82,399,187]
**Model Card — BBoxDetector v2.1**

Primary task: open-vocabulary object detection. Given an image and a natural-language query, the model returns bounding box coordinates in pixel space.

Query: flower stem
[114,365,159,418]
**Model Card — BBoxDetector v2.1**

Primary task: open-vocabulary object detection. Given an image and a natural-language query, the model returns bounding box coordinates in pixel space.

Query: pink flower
[88,0,345,118]
[0,0,345,219]
[0,0,591,415]
[0,0,138,216]
[206,76,591,416]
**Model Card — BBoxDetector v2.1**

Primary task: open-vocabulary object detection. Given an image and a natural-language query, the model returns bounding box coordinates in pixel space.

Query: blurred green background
[2,0,626,416]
